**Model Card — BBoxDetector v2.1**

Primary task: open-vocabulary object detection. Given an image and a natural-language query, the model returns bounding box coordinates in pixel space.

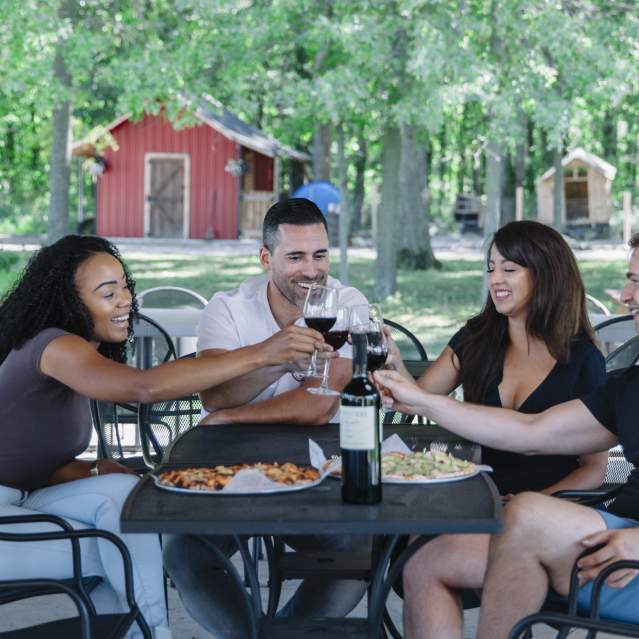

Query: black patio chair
[508,557,639,639]
[383,318,428,426]
[605,335,639,374]
[92,313,177,472]
[137,286,207,310]
[0,513,151,639]
[136,353,200,469]
[594,314,634,357]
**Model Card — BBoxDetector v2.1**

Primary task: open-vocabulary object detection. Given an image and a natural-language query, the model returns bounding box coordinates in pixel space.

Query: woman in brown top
[0,235,326,638]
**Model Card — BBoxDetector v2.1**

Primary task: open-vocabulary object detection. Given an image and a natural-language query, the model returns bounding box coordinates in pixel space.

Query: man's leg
[477,492,607,639]
[163,534,252,638]
[402,533,489,639]
[276,535,369,617]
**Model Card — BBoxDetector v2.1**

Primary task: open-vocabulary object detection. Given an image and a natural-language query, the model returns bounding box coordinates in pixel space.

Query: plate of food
[154,462,325,495]
[325,450,486,484]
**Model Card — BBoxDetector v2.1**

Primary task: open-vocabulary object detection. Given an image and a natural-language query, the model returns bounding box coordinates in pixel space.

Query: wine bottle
[340,330,381,504]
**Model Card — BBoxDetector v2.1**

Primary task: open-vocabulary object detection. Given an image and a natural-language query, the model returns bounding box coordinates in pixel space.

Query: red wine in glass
[325,330,349,350]
[366,331,388,372]
[305,317,337,334]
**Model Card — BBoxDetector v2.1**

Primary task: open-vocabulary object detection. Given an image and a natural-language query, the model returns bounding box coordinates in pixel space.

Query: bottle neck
[351,332,368,378]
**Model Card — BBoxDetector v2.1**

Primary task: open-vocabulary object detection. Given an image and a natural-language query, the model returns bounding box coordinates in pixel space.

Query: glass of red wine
[308,305,350,396]
[351,304,388,372]
[303,284,338,378]
[365,315,389,373]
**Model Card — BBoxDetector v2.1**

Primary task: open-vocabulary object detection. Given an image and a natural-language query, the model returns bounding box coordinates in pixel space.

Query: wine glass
[303,285,338,378]
[308,305,350,396]
[351,304,388,371]
[365,315,389,373]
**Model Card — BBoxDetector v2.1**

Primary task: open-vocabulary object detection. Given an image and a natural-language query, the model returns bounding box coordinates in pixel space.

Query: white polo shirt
[197,273,369,418]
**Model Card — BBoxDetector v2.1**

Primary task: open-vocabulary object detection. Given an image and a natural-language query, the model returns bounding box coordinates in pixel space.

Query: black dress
[449,328,606,495]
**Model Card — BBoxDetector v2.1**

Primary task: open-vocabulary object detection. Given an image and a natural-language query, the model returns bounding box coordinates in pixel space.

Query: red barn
[73,97,309,239]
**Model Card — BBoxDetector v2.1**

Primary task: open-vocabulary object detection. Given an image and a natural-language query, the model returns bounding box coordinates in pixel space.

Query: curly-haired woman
[0,235,325,638]
[388,221,608,639]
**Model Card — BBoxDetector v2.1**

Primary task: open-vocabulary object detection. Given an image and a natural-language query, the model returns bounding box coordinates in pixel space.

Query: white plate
[326,461,492,484]
[152,468,327,496]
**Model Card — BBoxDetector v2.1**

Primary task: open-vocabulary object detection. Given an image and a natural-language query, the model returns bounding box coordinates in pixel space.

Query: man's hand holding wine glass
[257,324,333,369]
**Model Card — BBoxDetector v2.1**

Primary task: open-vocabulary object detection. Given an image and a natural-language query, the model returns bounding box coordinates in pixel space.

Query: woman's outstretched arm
[40,325,324,404]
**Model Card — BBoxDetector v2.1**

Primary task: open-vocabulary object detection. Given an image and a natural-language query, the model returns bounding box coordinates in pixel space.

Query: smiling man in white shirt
[197,197,368,425]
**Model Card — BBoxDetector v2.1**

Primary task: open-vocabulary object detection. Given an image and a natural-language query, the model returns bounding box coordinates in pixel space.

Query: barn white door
[144,153,190,238]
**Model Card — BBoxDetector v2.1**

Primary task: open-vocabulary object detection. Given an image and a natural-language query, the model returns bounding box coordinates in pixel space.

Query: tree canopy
[0,0,638,291]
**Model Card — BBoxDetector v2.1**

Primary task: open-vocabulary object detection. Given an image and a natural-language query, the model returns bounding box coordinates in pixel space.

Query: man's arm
[374,369,618,456]
[198,325,328,411]
[199,348,288,411]
[201,358,352,425]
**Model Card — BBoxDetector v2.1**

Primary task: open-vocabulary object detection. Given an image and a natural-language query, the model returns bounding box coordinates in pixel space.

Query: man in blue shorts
[374,232,639,638]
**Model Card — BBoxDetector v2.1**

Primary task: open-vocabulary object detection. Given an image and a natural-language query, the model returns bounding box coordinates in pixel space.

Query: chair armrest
[0,525,139,615]
[508,610,639,639]
[552,485,622,506]
[0,512,75,531]
[0,578,92,638]
[590,559,639,618]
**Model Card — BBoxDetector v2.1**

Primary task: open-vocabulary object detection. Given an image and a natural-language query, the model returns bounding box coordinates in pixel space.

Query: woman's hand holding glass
[373,368,426,415]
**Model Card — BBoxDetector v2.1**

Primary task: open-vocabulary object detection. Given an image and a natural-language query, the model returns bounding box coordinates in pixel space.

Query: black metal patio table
[121,422,501,639]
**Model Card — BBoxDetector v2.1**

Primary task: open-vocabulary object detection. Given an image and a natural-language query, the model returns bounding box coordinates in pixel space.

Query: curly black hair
[0,235,138,365]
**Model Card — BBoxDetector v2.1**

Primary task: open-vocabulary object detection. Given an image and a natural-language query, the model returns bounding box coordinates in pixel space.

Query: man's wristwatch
[89,461,100,476]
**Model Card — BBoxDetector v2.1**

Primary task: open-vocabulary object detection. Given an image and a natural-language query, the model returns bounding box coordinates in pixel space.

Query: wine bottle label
[340,406,377,450]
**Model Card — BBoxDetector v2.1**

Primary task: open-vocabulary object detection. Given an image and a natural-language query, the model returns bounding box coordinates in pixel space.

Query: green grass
[0,250,628,358]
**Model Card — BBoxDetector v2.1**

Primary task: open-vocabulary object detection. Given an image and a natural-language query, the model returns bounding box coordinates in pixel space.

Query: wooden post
[370,183,379,245]
[515,186,524,221]
[623,190,632,245]
[77,158,84,225]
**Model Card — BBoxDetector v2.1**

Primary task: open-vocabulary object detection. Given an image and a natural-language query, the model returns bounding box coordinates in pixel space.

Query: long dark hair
[457,221,593,402]
[0,235,138,365]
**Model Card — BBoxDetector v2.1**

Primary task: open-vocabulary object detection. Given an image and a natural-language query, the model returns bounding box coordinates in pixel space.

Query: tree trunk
[374,126,401,299]
[312,123,331,181]
[484,139,503,240]
[499,154,515,226]
[397,124,439,270]
[552,147,563,229]
[288,159,305,194]
[337,125,350,285]
[48,44,72,243]
[351,134,366,230]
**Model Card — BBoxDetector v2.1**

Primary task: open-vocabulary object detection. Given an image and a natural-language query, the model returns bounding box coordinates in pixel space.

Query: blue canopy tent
[292,181,340,215]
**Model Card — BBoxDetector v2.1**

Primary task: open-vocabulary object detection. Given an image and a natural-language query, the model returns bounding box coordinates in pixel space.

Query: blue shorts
[574,509,639,624]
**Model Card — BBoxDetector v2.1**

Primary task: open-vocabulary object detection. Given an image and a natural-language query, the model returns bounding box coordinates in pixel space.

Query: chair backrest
[586,293,610,316]
[382,319,428,426]
[137,286,207,309]
[383,318,428,361]
[91,313,177,466]
[137,353,203,469]
[603,445,635,488]
[594,314,635,357]
[605,335,639,373]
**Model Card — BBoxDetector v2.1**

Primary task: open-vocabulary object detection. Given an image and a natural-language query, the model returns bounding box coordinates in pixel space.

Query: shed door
[145,156,188,238]
[565,181,588,221]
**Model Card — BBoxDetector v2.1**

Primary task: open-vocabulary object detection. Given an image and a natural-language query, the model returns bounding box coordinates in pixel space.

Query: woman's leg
[402,533,490,639]
[22,474,170,637]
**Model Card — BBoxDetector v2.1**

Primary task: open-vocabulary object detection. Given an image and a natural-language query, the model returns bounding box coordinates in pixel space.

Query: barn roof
[72,95,311,162]
[539,147,616,183]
